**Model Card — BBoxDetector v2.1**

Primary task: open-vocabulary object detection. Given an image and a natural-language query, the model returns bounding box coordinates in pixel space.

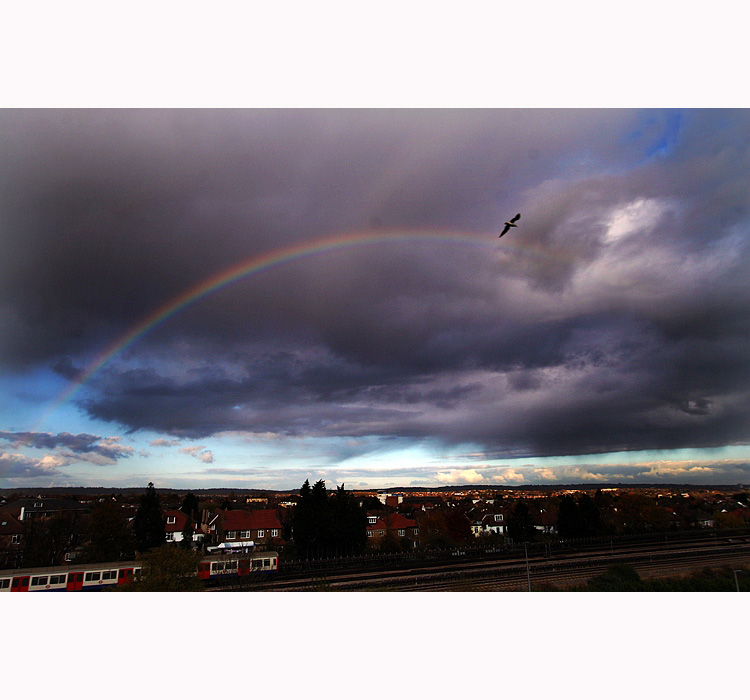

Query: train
[0,550,279,591]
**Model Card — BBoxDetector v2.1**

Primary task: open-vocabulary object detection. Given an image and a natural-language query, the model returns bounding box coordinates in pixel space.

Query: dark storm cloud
[3,109,750,458]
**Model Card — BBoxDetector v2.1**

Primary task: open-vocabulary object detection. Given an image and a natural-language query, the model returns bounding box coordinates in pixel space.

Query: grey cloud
[0,431,134,461]
[0,451,63,479]
[3,109,750,461]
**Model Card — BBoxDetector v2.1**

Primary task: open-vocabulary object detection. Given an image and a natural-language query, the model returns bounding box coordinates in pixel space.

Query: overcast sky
[2,108,750,489]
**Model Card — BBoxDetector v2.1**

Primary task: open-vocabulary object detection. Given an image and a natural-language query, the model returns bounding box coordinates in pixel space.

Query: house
[530,508,557,534]
[0,512,24,567]
[480,513,505,536]
[366,513,387,543]
[386,513,419,543]
[2,497,89,522]
[163,510,204,546]
[206,509,283,548]
[694,509,715,528]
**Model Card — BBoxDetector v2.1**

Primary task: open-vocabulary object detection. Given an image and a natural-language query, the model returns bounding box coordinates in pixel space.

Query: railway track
[221,538,750,592]
[406,549,750,591]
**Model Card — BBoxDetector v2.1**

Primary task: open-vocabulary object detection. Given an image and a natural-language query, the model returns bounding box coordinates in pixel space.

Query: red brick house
[206,509,283,547]
[366,513,387,543]
[386,512,419,541]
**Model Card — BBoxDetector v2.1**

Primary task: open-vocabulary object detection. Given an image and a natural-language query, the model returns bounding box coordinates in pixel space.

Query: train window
[263,559,270,567]
[252,559,262,568]
[0,579,9,589]
[213,562,225,572]
[31,576,48,586]
[50,575,66,585]
[85,572,101,582]
[102,571,117,580]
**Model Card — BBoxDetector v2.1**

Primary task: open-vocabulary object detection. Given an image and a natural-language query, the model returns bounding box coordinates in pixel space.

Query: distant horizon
[2,480,747,496]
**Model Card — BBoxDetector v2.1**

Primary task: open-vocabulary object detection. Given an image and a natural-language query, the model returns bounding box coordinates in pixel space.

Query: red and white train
[0,550,278,591]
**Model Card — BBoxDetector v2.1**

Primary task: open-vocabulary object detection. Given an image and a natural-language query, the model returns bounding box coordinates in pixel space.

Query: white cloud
[180,446,215,463]
[491,468,526,483]
[435,468,486,485]
[605,197,669,242]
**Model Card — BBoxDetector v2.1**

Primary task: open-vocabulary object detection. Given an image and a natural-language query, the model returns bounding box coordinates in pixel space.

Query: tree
[118,545,204,591]
[134,482,165,552]
[291,479,314,557]
[180,492,200,520]
[556,495,584,539]
[417,509,455,549]
[506,500,537,542]
[616,492,669,533]
[330,484,367,556]
[292,480,367,559]
[380,530,404,553]
[77,500,136,563]
[444,508,473,543]
[715,511,744,529]
[585,564,644,592]
[21,510,84,567]
[578,493,605,536]
[180,515,195,550]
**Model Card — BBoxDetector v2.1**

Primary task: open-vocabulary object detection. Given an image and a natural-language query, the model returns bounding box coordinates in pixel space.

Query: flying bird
[499,213,521,238]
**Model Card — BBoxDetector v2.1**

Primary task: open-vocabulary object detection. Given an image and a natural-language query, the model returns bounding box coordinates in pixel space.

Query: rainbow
[38,228,550,427]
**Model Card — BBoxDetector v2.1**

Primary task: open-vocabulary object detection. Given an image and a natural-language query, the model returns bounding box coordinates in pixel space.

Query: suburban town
[2,481,749,591]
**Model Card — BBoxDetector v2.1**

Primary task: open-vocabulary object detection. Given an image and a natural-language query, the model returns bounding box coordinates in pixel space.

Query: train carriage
[0,550,277,591]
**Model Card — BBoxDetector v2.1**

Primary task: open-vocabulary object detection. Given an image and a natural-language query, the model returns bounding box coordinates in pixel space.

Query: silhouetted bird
[499,213,521,238]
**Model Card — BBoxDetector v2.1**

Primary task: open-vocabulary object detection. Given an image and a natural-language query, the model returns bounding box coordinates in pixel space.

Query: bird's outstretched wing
[499,224,511,237]
[511,213,521,223]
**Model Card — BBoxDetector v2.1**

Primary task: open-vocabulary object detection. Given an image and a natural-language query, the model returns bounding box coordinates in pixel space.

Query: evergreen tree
[292,479,313,557]
[506,499,536,542]
[331,484,367,556]
[292,479,366,559]
[134,482,166,552]
[309,479,332,558]
[180,492,199,519]
[578,493,604,536]
[557,495,584,538]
